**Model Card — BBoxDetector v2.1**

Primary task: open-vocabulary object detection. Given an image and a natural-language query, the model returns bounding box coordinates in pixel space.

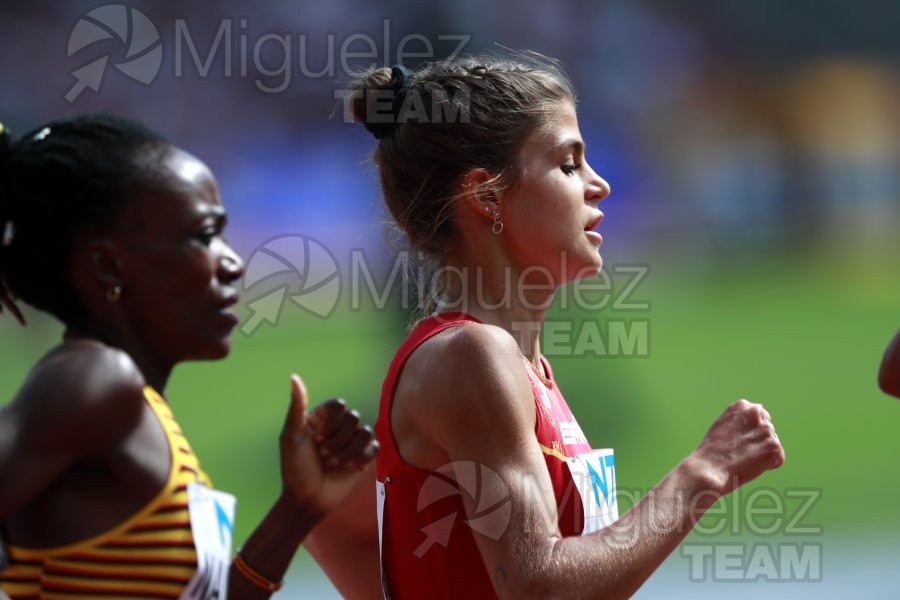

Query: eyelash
[561,163,580,175]
[195,227,221,245]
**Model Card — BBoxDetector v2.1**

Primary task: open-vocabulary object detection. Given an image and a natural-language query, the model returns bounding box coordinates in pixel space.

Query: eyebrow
[191,205,227,223]
[551,137,585,154]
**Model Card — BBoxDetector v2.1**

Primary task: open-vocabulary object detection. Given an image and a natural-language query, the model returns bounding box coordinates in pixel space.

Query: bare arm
[228,375,378,599]
[414,325,784,599]
[303,462,383,600]
[0,345,146,520]
[878,330,900,398]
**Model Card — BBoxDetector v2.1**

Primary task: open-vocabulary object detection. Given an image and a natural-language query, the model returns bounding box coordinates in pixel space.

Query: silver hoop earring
[107,285,122,303]
[492,211,504,235]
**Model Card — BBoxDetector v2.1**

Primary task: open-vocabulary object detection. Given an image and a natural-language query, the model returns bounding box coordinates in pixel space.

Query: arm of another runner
[420,324,784,599]
[228,375,378,599]
[303,462,382,600]
[878,330,900,398]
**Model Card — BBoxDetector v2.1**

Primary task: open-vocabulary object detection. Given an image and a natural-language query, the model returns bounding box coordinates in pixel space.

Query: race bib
[567,449,618,535]
[376,479,391,600]
[376,480,387,562]
[180,483,236,600]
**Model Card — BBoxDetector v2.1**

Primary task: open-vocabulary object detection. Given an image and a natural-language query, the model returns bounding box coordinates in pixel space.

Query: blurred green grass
[1,253,898,553]
[549,256,900,537]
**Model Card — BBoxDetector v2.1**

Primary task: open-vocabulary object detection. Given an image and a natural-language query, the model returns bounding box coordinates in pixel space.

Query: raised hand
[278,374,378,517]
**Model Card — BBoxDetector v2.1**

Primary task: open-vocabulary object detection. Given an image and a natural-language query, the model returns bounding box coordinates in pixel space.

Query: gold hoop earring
[107,285,122,303]
[492,211,504,235]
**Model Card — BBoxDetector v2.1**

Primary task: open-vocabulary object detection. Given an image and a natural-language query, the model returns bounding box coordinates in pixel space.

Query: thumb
[287,373,310,434]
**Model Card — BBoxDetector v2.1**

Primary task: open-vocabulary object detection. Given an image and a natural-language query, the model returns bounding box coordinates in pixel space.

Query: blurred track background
[1,1,898,597]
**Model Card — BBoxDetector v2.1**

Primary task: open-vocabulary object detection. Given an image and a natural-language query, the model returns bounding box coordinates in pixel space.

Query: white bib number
[180,483,236,600]
[376,479,391,600]
[567,449,618,535]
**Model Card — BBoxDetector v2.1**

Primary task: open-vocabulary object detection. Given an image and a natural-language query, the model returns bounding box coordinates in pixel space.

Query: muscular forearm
[304,517,382,600]
[506,458,718,599]
[878,330,900,398]
[228,493,324,599]
[303,464,382,600]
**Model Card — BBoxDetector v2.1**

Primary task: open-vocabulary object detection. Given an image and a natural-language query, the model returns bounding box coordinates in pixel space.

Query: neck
[441,249,556,368]
[63,324,173,393]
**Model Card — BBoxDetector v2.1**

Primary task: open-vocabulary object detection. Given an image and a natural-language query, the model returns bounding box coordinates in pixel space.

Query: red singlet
[375,313,598,600]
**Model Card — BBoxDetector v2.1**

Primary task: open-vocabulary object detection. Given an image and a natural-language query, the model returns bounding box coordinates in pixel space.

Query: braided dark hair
[0,114,169,326]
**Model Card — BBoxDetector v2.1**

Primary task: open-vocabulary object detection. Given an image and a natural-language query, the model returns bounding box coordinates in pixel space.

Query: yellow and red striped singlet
[1,387,211,599]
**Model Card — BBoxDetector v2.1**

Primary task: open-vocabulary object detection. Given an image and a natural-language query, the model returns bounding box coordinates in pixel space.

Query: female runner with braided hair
[305,53,784,600]
[0,115,377,599]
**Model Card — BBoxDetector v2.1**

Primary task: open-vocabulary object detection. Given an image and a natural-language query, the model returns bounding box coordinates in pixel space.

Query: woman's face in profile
[111,147,245,365]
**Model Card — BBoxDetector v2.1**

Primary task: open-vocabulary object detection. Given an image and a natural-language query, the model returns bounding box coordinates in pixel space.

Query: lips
[217,293,241,328]
[584,211,604,246]
[585,211,604,232]
[218,291,239,309]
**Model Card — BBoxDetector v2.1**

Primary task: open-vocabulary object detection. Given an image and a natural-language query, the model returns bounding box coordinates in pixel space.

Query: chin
[191,338,233,362]
[566,252,603,283]
[211,338,233,359]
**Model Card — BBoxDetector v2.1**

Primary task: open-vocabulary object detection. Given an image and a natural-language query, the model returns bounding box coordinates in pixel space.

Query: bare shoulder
[409,321,526,397]
[0,342,149,518]
[7,340,147,451]
[397,322,536,453]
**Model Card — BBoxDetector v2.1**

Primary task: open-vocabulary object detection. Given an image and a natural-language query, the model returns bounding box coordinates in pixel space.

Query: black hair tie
[0,121,15,159]
[365,64,415,140]
[0,121,17,183]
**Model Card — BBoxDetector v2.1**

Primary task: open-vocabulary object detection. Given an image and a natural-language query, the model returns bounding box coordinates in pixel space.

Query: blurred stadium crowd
[1,0,898,268]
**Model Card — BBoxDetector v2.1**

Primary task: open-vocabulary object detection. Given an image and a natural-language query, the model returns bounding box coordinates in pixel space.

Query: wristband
[233,553,283,593]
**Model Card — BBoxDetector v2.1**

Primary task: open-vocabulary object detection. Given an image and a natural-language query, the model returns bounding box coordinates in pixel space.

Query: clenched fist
[689,399,784,496]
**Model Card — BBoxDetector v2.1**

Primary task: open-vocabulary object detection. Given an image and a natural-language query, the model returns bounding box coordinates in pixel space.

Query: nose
[585,162,611,205]
[218,242,245,283]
